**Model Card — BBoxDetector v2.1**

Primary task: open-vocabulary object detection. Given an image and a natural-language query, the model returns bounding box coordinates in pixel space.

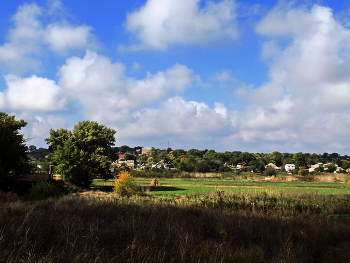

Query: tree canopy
[46,121,116,187]
[0,112,29,181]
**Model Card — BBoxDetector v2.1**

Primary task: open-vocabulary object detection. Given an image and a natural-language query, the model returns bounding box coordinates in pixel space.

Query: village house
[284,164,295,172]
[266,163,279,170]
[236,162,247,169]
[141,148,152,155]
[308,163,323,172]
[112,158,135,169]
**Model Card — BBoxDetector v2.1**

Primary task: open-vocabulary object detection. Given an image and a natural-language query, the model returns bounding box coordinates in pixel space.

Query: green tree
[52,140,87,187]
[267,151,283,167]
[341,160,350,169]
[219,151,233,163]
[171,149,186,159]
[195,159,211,173]
[204,150,217,160]
[0,112,29,182]
[329,153,339,162]
[28,145,38,153]
[239,152,254,164]
[46,121,116,187]
[307,153,320,166]
[149,147,162,163]
[292,152,307,168]
[45,128,72,150]
[249,159,265,173]
[230,151,242,165]
[187,149,204,158]
[326,163,337,173]
[119,145,131,154]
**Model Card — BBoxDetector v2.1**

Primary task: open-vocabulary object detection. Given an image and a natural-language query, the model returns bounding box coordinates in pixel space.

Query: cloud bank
[1,1,350,154]
[122,0,238,50]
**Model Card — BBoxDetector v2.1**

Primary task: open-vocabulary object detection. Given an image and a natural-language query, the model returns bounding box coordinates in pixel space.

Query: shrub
[265,167,277,176]
[291,168,299,175]
[25,180,64,200]
[114,171,138,196]
[315,166,324,173]
[298,169,309,176]
[179,172,191,178]
[326,164,337,173]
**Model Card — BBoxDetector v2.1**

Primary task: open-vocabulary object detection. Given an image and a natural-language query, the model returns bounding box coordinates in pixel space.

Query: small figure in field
[150,178,159,186]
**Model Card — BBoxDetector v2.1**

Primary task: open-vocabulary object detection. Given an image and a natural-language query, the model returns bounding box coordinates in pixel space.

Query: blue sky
[1,0,350,154]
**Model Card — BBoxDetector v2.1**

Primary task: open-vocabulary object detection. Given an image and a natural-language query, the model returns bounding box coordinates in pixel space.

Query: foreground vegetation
[1,193,350,263]
[2,174,350,263]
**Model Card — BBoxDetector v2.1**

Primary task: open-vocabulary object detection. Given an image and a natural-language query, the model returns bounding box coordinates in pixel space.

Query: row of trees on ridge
[1,111,350,188]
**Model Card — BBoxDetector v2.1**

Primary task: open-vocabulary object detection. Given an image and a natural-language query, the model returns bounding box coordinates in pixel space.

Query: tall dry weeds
[0,196,350,262]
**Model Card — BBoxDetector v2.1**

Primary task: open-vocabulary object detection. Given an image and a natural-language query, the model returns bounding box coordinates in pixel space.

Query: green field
[93,178,350,196]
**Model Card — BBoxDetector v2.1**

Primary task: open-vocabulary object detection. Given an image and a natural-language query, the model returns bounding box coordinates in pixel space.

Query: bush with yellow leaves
[113,171,138,196]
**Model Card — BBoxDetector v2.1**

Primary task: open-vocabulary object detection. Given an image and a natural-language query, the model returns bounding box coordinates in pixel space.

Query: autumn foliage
[113,171,138,196]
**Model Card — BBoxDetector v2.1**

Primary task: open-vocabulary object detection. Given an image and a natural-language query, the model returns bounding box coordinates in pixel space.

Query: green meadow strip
[94,178,350,188]
[92,179,350,196]
[133,179,349,188]
[143,186,350,196]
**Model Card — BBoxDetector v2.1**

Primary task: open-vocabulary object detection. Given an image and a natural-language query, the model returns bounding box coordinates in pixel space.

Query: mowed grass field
[93,178,350,196]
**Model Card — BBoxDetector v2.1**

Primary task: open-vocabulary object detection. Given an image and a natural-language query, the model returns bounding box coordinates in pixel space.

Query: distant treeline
[28,144,350,173]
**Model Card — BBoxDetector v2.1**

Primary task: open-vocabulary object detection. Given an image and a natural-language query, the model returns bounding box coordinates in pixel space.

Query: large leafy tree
[187,149,204,158]
[292,152,308,168]
[0,112,29,182]
[46,121,116,187]
[266,151,284,167]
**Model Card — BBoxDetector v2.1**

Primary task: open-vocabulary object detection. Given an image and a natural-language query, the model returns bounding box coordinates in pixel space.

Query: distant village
[101,146,350,175]
[27,145,350,175]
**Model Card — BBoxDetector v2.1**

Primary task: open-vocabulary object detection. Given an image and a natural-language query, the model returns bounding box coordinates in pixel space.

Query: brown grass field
[1,195,350,263]
[1,173,350,262]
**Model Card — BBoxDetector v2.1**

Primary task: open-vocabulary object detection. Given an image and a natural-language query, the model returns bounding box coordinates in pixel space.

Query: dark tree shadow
[91,185,187,193]
[148,186,187,192]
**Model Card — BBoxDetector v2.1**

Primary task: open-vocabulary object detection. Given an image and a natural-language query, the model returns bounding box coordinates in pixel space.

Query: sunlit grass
[92,178,350,196]
[145,186,350,196]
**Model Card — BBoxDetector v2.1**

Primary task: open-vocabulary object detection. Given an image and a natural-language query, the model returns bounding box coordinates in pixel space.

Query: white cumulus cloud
[43,24,95,53]
[58,50,199,124]
[1,74,66,112]
[123,0,238,50]
[233,3,350,149]
[255,4,350,109]
[0,3,42,70]
[0,1,97,72]
[118,96,237,138]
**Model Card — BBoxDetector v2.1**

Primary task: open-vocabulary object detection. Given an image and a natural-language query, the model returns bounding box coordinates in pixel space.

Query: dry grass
[313,173,350,182]
[78,190,114,199]
[1,195,350,262]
